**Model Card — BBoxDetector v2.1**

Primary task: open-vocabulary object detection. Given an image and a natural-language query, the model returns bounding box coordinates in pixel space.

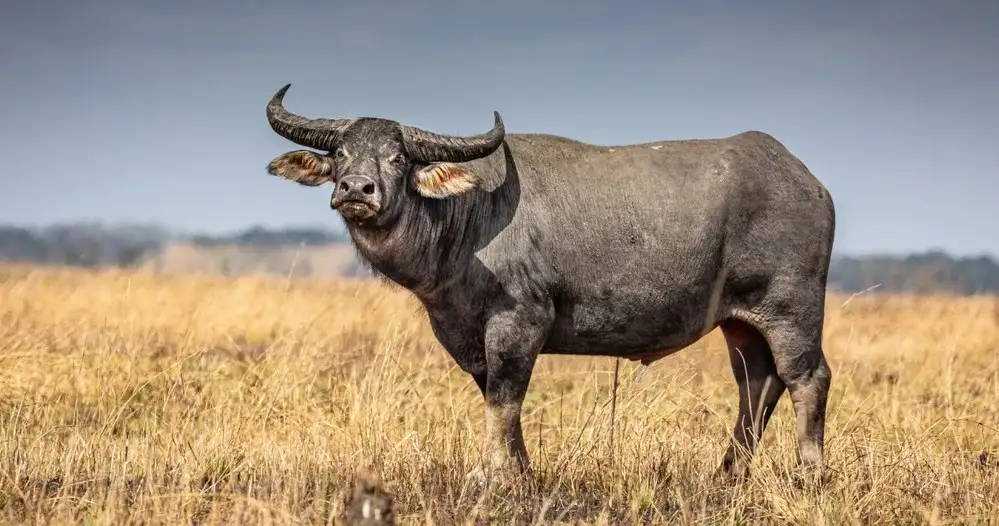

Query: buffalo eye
[334,148,346,160]
[390,153,407,166]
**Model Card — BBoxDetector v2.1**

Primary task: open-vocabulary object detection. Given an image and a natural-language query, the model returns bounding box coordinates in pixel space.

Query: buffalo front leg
[469,303,552,486]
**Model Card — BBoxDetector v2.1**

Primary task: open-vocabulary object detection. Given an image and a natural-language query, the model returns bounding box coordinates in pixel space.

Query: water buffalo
[263,84,836,485]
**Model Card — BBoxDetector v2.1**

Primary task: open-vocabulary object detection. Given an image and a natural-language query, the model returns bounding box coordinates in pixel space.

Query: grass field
[0,264,997,524]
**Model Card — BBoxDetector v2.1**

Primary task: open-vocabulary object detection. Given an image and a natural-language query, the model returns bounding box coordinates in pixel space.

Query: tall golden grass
[0,264,997,524]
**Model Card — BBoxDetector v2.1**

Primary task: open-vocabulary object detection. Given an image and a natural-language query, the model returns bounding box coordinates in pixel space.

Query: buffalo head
[264,84,505,227]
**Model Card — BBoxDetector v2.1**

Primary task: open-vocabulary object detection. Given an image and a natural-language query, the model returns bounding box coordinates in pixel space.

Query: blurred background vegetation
[3,222,998,294]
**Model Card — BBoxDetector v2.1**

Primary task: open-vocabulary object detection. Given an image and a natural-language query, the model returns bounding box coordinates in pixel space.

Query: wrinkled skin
[264,85,836,487]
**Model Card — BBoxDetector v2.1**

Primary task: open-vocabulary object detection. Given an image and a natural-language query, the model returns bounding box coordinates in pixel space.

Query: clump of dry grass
[0,264,997,524]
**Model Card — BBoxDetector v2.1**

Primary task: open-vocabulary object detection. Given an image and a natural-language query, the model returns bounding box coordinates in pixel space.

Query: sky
[1,0,997,256]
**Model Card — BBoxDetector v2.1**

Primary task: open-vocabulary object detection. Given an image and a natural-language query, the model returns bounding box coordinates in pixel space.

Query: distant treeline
[0,223,347,269]
[1,223,997,294]
[187,225,349,248]
[0,223,171,269]
[829,251,999,295]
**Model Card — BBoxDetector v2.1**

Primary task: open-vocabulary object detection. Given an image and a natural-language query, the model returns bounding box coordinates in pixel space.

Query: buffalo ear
[413,162,481,198]
[266,150,334,186]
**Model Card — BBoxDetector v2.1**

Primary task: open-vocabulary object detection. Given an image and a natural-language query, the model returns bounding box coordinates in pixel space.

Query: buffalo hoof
[714,454,751,484]
[463,463,534,494]
[464,466,489,492]
[791,463,832,490]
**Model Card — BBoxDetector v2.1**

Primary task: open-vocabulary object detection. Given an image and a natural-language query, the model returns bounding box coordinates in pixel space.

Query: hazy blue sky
[1,0,996,255]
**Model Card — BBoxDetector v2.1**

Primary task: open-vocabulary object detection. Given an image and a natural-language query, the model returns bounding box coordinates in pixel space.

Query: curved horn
[400,111,505,164]
[266,84,354,150]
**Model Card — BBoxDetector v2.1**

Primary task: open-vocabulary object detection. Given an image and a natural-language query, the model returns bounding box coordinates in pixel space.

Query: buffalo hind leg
[718,319,787,480]
[467,302,551,488]
[765,317,832,483]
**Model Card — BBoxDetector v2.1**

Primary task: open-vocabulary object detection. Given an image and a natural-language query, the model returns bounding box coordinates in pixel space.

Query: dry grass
[0,264,997,525]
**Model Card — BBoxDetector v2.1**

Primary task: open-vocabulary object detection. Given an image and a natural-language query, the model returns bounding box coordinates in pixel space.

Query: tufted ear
[266,150,334,186]
[412,162,481,198]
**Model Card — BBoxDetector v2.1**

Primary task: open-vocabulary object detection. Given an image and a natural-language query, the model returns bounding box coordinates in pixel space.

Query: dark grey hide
[264,84,836,483]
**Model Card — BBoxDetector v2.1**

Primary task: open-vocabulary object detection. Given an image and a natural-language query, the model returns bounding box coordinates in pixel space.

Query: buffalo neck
[345,171,505,301]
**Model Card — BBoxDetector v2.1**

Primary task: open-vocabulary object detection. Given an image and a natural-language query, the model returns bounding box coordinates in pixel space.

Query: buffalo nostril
[339,181,351,193]
[362,182,375,195]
